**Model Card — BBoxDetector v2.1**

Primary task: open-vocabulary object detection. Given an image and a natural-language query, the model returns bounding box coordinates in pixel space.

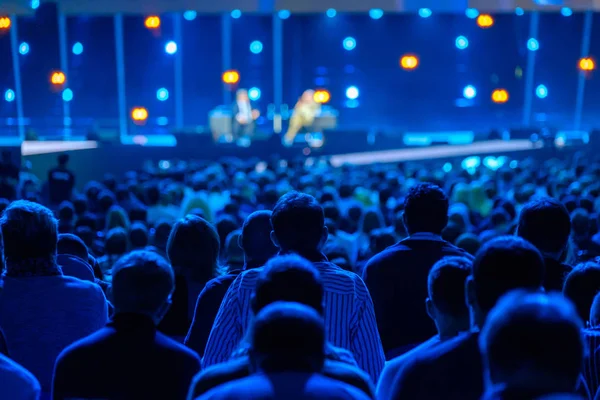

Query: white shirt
[237,100,251,120]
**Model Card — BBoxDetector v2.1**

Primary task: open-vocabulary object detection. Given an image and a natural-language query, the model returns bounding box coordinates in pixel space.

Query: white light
[418,8,432,18]
[165,41,177,54]
[183,11,197,21]
[249,40,263,54]
[346,86,359,100]
[535,84,548,99]
[19,42,29,55]
[369,9,384,19]
[278,10,291,19]
[465,8,479,19]
[157,88,169,101]
[248,87,261,101]
[231,9,242,19]
[62,88,73,102]
[4,89,15,102]
[527,38,539,51]
[326,9,337,18]
[463,85,477,99]
[343,37,356,51]
[515,7,524,16]
[561,7,573,17]
[456,36,469,50]
[31,0,39,10]
[72,42,83,55]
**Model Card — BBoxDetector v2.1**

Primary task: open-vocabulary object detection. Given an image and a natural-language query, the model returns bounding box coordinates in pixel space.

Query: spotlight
[465,8,479,19]
[527,38,539,51]
[418,8,432,18]
[579,57,596,71]
[278,10,291,19]
[535,84,548,99]
[455,36,469,50]
[477,14,494,28]
[345,86,359,100]
[400,55,419,70]
[249,40,263,54]
[326,9,337,18]
[231,9,242,19]
[156,88,169,101]
[62,88,73,102]
[144,16,160,30]
[222,70,240,84]
[31,0,39,10]
[72,42,83,55]
[248,87,261,101]
[165,41,177,54]
[463,85,477,99]
[492,89,509,104]
[369,9,384,20]
[50,71,66,86]
[19,42,29,55]
[343,37,356,51]
[561,7,573,17]
[314,90,331,104]
[4,89,15,102]
[515,7,524,16]
[183,11,197,21]
[131,107,149,124]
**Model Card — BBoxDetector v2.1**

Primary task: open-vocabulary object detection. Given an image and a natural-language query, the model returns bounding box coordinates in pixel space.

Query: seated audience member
[224,230,244,271]
[53,250,201,400]
[160,215,220,337]
[585,292,600,395]
[129,221,149,250]
[377,256,472,399]
[517,198,573,290]
[0,352,41,400]
[455,233,481,256]
[56,234,95,283]
[0,201,108,393]
[572,208,592,257]
[363,183,472,359]
[97,227,128,281]
[186,211,277,356]
[479,291,585,400]
[563,262,600,325]
[204,192,385,382]
[148,219,172,259]
[195,302,370,400]
[105,205,131,232]
[389,236,545,400]
[189,255,374,399]
[57,201,75,234]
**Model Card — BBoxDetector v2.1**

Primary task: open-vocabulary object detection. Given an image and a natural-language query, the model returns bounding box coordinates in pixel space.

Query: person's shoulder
[323,359,374,396]
[192,357,250,394]
[0,352,40,394]
[155,331,201,364]
[406,332,477,372]
[56,326,111,364]
[203,274,237,291]
[365,241,409,267]
[442,241,474,259]
[61,275,106,299]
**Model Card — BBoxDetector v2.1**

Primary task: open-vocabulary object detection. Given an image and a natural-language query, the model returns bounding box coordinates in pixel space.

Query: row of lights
[17,41,84,56]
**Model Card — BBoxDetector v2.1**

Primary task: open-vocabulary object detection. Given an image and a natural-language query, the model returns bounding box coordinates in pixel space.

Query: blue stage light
[561,7,573,17]
[326,9,337,18]
[346,86,359,100]
[369,9,384,19]
[455,36,469,50]
[157,117,169,126]
[418,8,432,18]
[465,8,479,19]
[248,87,261,101]
[165,41,177,54]
[278,10,291,19]
[72,42,83,55]
[343,37,356,51]
[4,89,15,102]
[527,38,539,51]
[157,88,169,101]
[183,11,197,21]
[535,84,548,99]
[31,0,39,10]
[250,40,263,54]
[19,42,29,55]
[463,85,477,99]
[515,7,524,16]
[231,9,242,19]
[62,88,73,102]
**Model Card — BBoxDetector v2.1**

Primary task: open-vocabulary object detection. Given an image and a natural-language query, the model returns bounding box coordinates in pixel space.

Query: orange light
[477,14,494,28]
[400,54,419,70]
[579,57,596,72]
[0,17,11,30]
[491,89,509,104]
[50,71,66,85]
[222,70,240,84]
[313,90,331,104]
[144,16,161,30]
[131,107,149,123]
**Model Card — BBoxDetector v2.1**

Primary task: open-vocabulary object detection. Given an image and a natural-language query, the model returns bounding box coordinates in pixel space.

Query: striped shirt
[583,327,600,395]
[202,256,385,381]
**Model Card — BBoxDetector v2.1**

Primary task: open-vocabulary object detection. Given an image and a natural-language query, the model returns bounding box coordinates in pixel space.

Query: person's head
[129,222,149,250]
[240,211,278,265]
[369,229,396,256]
[110,250,174,325]
[167,215,219,284]
[455,233,481,256]
[251,255,323,317]
[105,227,128,256]
[105,205,130,232]
[225,230,244,269]
[72,194,87,216]
[58,153,69,167]
[58,201,75,222]
[216,216,238,257]
[57,233,88,261]
[236,89,249,102]
[359,208,385,235]
[144,183,160,206]
[563,262,600,324]
[98,190,116,214]
[151,220,172,251]
[271,192,327,253]
[571,208,590,237]
[0,201,58,267]
[517,198,571,260]
[403,183,449,235]
[480,291,584,394]
[427,256,472,339]
[467,236,545,328]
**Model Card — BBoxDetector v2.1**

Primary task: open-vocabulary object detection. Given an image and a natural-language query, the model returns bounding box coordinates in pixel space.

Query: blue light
[4,89,15,102]
[346,86,359,100]
[157,88,169,101]
[278,10,291,19]
[535,84,548,99]
[515,7,524,16]
[345,99,359,109]
[248,87,261,101]
[455,36,469,50]
[62,88,73,102]
[165,41,177,54]
[343,37,356,51]
[231,9,242,19]
[527,38,539,51]
[183,11,197,21]
[463,85,477,99]
[157,117,169,126]
[72,42,83,55]
[326,9,337,18]
[31,0,39,9]
[19,42,29,55]
[369,9,384,19]
[418,8,432,18]
[250,40,263,54]
[561,7,573,17]
[465,8,479,19]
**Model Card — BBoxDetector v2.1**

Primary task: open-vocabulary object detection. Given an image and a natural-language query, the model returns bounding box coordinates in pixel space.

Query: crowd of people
[1,149,600,399]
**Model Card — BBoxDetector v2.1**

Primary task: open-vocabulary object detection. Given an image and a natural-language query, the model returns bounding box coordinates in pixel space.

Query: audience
[563,262,600,325]
[0,352,40,400]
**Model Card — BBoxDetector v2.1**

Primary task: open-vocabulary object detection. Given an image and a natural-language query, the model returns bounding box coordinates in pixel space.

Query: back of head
[106,205,130,231]
[72,195,87,216]
[57,233,89,261]
[455,233,481,256]
[370,229,396,255]
[111,250,174,318]
[571,208,590,236]
[145,183,160,206]
[105,227,128,256]
[225,230,244,266]
[98,190,116,214]
[480,291,584,393]
[129,222,149,249]
[271,192,325,252]
[241,210,278,263]
[473,236,545,313]
[58,153,69,166]
[216,215,238,253]
[563,262,600,323]
[428,256,472,318]
[252,254,323,315]
[517,198,571,256]
[152,220,172,250]
[403,183,449,235]
[58,201,75,222]
[0,200,58,264]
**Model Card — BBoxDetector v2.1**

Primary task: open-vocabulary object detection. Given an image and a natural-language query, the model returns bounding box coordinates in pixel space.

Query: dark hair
[98,190,116,214]
[105,227,128,255]
[563,262,600,323]
[152,220,172,250]
[369,229,396,255]
[0,200,58,262]
[473,236,545,312]
[571,208,590,236]
[129,222,149,250]
[167,215,219,284]
[271,192,325,251]
[57,233,89,261]
[455,233,481,256]
[252,255,323,315]
[403,183,449,235]
[145,183,161,206]
[517,198,571,255]
[58,201,75,222]
[216,216,238,256]
[428,256,472,318]
[75,212,97,231]
[58,153,69,166]
[241,211,278,263]
[72,195,87,216]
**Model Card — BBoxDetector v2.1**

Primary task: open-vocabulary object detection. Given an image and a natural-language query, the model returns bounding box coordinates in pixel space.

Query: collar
[408,232,444,241]
[4,257,62,278]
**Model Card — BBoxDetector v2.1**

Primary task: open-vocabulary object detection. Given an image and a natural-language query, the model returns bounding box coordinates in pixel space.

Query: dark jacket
[543,257,572,292]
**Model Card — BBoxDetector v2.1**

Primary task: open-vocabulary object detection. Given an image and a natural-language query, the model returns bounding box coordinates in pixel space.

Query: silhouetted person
[363,183,472,358]
[129,221,149,250]
[563,262,600,324]
[48,154,75,206]
[53,250,201,400]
